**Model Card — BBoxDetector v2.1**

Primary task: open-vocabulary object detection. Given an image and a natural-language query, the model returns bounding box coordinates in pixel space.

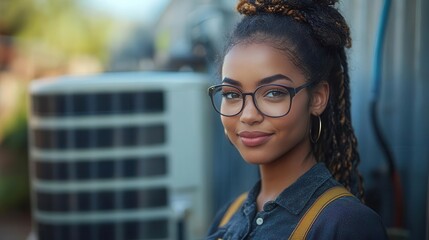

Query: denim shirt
[206,163,388,240]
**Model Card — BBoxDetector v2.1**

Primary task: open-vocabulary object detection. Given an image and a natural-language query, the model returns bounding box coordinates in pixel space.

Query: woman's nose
[239,96,264,125]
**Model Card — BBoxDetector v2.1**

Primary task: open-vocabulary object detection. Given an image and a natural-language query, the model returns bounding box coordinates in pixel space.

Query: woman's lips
[238,131,273,147]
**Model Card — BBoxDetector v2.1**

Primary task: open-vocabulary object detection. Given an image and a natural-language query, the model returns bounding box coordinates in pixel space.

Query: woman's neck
[257,140,316,211]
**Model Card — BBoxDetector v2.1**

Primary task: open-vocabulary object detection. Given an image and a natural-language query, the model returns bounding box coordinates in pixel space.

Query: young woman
[206,0,388,239]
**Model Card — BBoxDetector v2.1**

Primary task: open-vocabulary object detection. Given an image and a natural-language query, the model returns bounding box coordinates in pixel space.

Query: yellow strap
[289,186,353,240]
[219,192,248,227]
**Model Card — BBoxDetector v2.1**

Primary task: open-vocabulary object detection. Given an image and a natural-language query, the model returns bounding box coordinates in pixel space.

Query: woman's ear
[310,81,329,115]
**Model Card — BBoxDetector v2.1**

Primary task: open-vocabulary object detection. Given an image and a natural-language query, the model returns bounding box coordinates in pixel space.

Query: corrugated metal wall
[209,0,428,239]
[341,1,428,239]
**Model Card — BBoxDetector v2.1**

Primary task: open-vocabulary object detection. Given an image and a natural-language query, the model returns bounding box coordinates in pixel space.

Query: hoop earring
[310,115,322,144]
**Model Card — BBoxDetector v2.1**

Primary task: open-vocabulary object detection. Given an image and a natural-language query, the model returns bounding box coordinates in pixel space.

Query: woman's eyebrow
[222,77,241,86]
[259,74,293,85]
[222,74,293,86]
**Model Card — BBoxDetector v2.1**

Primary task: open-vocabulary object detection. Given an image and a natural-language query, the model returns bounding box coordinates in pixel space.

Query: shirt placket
[248,211,268,239]
[241,202,257,240]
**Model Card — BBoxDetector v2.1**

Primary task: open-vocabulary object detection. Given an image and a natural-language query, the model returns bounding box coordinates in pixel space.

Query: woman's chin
[240,153,271,165]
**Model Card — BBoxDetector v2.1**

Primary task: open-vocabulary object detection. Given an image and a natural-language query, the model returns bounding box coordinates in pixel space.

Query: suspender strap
[219,192,248,227]
[217,186,353,239]
[289,186,353,240]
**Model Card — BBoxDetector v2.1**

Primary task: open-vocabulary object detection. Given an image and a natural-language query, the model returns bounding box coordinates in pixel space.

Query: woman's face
[221,42,313,165]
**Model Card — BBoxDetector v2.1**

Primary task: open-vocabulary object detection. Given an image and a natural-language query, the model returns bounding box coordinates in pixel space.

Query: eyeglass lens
[211,85,292,117]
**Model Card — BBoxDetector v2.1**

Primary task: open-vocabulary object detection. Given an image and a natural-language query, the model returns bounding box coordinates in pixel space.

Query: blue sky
[79,0,170,24]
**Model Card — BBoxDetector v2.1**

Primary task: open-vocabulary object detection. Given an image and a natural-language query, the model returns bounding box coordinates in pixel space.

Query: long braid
[314,46,365,200]
[230,0,365,200]
[338,48,364,200]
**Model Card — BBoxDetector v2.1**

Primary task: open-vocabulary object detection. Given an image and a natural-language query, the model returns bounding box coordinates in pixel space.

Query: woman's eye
[222,92,241,99]
[265,89,289,98]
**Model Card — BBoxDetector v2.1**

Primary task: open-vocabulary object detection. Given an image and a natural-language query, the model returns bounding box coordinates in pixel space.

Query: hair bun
[237,0,339,15]
[236,0,350,48]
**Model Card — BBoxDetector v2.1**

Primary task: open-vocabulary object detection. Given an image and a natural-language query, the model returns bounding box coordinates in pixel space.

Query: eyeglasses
[207,81,315,118]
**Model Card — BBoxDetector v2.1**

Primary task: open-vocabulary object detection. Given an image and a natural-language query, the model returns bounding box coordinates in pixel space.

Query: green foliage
[0,161,30,213]
[1,0,114,61]
[0,85,30,213]
[1,89,28,151]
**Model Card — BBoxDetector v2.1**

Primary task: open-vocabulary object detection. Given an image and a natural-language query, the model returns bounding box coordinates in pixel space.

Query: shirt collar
[243,163,332,216]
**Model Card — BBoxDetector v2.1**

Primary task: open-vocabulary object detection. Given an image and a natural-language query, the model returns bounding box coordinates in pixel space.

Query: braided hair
[223,0,364,200]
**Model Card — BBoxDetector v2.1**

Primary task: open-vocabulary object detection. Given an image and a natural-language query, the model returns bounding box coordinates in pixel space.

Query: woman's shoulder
[307,195,389,239]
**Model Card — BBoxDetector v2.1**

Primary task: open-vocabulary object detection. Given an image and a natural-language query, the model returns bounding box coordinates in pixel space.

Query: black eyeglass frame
[207,81,316,118]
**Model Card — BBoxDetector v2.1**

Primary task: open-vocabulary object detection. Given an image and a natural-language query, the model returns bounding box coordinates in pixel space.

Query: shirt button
[256,217,264,225]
